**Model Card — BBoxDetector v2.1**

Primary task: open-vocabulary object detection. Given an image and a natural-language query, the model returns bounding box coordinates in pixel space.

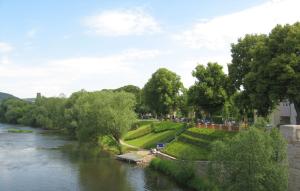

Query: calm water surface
[0,123,185,191]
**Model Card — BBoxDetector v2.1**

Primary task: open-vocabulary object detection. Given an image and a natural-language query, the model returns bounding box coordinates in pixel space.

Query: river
[0,123,185,191]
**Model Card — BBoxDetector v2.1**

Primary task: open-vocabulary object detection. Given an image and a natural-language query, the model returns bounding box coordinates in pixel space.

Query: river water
[0,123,185,191]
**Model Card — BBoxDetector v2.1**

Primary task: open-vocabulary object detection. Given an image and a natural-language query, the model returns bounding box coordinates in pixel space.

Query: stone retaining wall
[280,125,300,191]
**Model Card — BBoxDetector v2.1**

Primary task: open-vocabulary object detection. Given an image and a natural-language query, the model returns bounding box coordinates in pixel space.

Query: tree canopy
[73,91,137,144]
[0,91,137,152]
[143,68,183,117]
[229,22,300,123]
[188,63,228,118]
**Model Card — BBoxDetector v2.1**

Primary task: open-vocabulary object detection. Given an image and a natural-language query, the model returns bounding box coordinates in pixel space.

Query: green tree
[177,88,190,118]
[33,96,66,129]
[229,22,300,123]
[188,63,227,119]
[64,90,87,137]
[209,128,288,191]
[73,91,136,151]
[0,98,29,124]
[228,34,268,91]
[143,68,183,117]
[114,85,147,115]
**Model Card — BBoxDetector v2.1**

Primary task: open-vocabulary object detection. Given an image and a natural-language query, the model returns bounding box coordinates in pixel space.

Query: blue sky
[0,0,299,98]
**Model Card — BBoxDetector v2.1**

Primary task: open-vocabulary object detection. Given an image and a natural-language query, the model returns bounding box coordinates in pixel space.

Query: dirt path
[120,140,140,149]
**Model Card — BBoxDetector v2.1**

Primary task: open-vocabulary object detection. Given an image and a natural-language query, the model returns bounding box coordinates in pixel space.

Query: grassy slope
[124,125,152,140]
[123,120,186,149]
[163,127,236,160]
[126,130,176,149]
[124,121,236,160]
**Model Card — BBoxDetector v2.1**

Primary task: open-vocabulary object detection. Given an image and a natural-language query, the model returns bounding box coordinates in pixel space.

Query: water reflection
[0,124,185,191]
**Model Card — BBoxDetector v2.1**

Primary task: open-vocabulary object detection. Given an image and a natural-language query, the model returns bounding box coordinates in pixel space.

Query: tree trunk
[112,134,122,154]
[293,101,300,125]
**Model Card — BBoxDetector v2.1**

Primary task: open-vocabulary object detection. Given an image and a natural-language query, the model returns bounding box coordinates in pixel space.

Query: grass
[133,120,157,127]
[123,121,235,160]
[149,158,217,191]
[126,130,176,149]
[7,128,33,133]
[123,120,187,149]
[163,127,236,160]
[124,125,152,140]
[99,135,138,154]
[152,121,185,133]
[163,141,210,160]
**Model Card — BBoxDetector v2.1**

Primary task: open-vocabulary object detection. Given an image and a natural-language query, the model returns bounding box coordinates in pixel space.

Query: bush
[253,117,269,129]
[149,158,217,191]
[209,128,288,191]
[150,158,194,185]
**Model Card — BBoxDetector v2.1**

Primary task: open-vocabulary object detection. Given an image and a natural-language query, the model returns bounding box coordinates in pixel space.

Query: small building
[268,100,297,126]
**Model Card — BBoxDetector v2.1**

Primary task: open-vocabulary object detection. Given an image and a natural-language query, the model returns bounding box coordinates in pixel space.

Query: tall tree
[73,91,137,151]
[229,22,300,123]
[143,68,183,117]
[188,63,227,119]
[114,85,147,115]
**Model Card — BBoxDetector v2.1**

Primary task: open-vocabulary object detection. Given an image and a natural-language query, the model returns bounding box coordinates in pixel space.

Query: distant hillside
[0,92,17,101]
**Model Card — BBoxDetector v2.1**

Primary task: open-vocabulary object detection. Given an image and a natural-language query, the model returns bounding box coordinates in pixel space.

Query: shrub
[209,128,288,191]
[150,158,217,191]
[150,158,194,185]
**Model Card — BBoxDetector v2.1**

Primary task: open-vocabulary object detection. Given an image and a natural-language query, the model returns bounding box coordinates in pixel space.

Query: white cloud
[175,0,300,50]
[0,42,13,53]
[0,49,163,97]
[82,8,161,36]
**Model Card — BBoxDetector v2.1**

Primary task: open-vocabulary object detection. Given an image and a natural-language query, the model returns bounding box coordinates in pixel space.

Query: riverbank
[120,120,239,191]
[0,123,187,191]
[149,158,217,191]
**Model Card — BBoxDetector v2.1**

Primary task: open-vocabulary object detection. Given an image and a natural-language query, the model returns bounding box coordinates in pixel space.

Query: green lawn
[123,120,187,149]
[164,141,209,160]
[152,121,185,132]
[126,130,176,149]
[124,122,236,160]
[124,124,152,140]
[163,127,236,160]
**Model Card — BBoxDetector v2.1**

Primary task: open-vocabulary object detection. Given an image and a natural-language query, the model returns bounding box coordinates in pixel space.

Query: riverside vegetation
[0,90,137,153]
[1,22,297,191]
